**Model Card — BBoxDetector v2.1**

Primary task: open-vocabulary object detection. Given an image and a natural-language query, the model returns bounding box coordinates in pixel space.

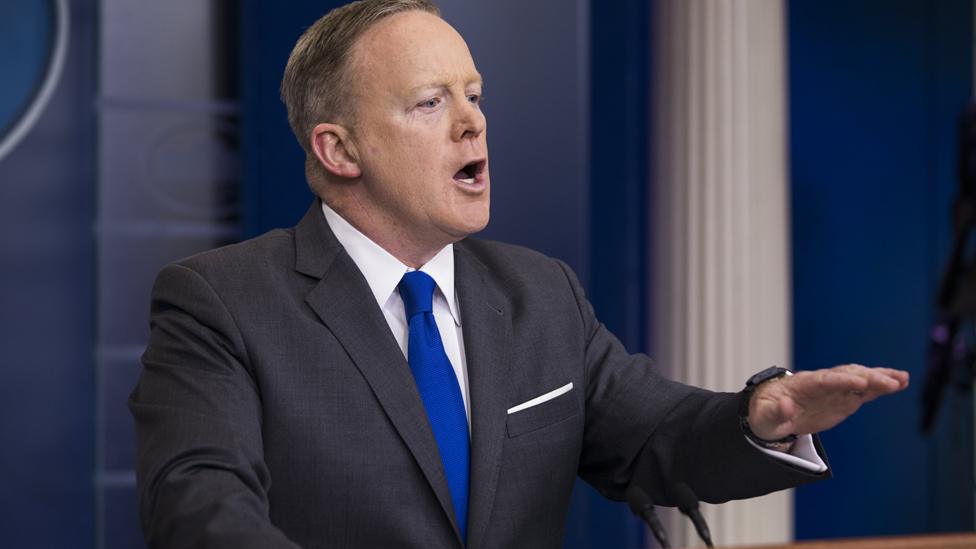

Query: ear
[310,123,362,179]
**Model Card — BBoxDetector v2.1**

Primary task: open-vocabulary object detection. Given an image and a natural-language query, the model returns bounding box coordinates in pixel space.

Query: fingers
[812,370,868,392]
[789,370,866,400]
[874,367,910,388]
[787,365,907,407]
[833,364,909,394]
[798,365,906,408]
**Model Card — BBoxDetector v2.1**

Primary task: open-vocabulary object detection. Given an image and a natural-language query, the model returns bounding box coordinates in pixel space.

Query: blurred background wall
[95,1,242,547]
[1,0,96,547]
[790,0,973,539]
[0,0,972,548]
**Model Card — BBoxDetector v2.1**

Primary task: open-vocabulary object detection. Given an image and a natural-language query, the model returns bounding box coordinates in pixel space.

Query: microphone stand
[625,485,671,548]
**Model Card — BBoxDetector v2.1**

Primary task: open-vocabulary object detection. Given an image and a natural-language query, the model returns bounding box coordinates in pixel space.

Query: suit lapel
[455,243,513,549]
[294,201,462,542]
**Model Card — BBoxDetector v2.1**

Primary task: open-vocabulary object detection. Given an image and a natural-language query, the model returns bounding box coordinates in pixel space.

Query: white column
[651,0,793,546]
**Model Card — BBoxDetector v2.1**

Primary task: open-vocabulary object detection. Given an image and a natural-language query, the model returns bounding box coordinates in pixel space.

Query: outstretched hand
[747,364,910,441]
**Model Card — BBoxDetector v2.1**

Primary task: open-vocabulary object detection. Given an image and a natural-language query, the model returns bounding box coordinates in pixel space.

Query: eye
[467,93,481,105]
[418,97,441,109]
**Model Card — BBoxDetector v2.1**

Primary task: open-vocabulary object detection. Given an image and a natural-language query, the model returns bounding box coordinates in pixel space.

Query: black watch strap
[738,366,790,415]
[739,366,796,451]
[745,366,791,390]
[740,416,798,451]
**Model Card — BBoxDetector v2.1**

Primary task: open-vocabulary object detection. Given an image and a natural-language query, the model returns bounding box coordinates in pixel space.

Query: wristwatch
[739,366,797,452]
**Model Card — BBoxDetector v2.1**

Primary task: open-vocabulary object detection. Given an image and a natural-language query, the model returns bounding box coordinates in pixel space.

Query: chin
[461,207,491,235]
[465,218,490,235]
[441,211,490,241]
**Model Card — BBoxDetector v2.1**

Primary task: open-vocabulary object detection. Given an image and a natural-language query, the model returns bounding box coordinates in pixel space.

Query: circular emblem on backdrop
[0,0,69,164]
[142,118,242,221]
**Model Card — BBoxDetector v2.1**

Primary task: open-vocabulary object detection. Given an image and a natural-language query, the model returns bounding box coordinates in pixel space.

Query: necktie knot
[399,270,436,318]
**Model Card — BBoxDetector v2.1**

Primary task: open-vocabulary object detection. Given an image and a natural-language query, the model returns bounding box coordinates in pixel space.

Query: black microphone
[625,485,671,548]
[672,482,713,548]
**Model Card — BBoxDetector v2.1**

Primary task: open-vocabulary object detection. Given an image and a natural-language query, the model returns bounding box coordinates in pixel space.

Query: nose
[452,98,486,142]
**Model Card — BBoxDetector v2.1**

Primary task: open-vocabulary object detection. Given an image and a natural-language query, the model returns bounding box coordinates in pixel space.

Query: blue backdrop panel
[240,0,336,237]
[0,0,96,547]
[790,0,973,538]
[0,1,52,135]
[579,0,652,547]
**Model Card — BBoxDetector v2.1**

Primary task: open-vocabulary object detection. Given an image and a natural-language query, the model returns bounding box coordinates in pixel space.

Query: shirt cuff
[745,433,828,473]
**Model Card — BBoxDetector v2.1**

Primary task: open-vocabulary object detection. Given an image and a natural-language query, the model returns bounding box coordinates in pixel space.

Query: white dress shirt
[321,202,826,472]
[322,202,471,423]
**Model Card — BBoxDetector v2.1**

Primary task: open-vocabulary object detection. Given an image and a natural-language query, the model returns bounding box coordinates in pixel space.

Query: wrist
[740,366,797,452]
[740,415,797,452]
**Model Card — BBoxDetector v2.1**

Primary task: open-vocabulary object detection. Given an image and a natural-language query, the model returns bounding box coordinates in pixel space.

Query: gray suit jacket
[130,200,827,549]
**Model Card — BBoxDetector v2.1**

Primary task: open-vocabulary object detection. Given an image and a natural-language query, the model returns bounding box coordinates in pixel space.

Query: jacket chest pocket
[506,382,579,437]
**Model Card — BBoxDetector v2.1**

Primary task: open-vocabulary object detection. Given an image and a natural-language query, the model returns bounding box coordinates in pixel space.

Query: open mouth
[453,159,487,185]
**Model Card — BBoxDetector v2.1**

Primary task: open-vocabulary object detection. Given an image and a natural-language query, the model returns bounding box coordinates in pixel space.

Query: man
[130,1,909,548]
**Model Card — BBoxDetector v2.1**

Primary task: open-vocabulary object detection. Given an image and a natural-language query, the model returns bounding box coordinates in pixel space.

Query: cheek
[360,118,451,193]
[379,134,430,172]
[360,117,420,167]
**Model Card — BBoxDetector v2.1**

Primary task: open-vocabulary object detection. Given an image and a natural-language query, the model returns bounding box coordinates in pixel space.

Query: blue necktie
[398,271,470,542]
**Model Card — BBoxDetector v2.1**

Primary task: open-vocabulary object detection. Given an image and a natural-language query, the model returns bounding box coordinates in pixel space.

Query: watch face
[0,0,68,163]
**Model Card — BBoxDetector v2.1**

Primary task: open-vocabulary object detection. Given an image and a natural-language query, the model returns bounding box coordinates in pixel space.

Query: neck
[324,196,451,269]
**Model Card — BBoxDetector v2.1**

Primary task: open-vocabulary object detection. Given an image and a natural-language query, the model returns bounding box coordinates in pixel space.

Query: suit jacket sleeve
[554,259,829,506]
[129,263,302,549]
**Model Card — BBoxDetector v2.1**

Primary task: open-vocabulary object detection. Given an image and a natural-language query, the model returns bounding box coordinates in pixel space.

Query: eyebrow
[407,73,483,96]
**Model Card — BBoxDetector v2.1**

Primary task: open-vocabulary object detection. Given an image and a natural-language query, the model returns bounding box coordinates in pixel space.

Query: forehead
[350,11,481,91]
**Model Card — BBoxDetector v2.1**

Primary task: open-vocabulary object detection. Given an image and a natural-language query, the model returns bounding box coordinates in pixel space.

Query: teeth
[459,177,474,184]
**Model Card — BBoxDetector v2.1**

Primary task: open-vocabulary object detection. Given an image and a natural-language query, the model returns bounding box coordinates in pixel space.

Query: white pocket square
[507,382,574,414]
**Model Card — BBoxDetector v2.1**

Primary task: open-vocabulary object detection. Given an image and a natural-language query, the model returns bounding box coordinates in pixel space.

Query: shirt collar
[321,201,461,326]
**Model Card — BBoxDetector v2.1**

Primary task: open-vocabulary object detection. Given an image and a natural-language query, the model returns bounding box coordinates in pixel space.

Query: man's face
[345,11,489,249]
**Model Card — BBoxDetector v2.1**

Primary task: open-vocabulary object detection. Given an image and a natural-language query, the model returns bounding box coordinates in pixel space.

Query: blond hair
[280,0,441,189]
